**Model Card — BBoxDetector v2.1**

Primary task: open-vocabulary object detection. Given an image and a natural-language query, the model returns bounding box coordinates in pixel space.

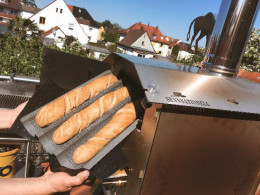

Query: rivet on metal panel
[227,98,239,105]
[138,170,145,179]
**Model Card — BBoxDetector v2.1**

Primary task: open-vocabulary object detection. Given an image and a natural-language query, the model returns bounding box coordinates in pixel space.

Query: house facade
[67,4,99,43]
[0,0,21,23]
[30,0,89,45]
[118,29,155,58]
[127,22,179,58]
[0,0,39,23]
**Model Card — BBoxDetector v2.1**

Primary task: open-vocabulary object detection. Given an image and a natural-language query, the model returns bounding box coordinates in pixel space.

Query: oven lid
[105,53,260,115]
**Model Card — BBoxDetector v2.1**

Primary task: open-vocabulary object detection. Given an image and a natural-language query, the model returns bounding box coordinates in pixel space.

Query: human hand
[10,101,28,126]
[42,170,89,194]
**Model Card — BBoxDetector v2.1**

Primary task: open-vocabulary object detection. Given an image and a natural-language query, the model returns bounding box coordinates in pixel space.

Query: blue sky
[35,0,260,47]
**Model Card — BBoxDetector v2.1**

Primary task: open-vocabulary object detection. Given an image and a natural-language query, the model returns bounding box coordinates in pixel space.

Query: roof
[42,26,64,36]
[22,4,40,14]
[119,29,146,47]
[67,4,99,28]
[0,0,22,11]
[128,22,170,45]
[85,44,110,54]
[238,69,260,83]
[76,17,90,26]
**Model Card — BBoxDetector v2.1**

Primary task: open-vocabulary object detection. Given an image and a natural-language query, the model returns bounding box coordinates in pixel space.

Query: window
[56,8,58,12]
[153,35,157,39]
[60,9,63,13]
[8,0,11,2]
[141,41,145,46]
[69,23,74,30]
[0,7,3,12]
[0,0,4,2]
[0,17,3,21]
[160,43,164,47]
[79,9,81,13]
[89,27,93,31]
[88,36,91,41]
[39,17,46,24]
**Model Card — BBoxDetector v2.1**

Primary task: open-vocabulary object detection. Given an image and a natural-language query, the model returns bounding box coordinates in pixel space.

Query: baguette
[35,75,118,127]
[53,87,130,144]
[73,103,136,164]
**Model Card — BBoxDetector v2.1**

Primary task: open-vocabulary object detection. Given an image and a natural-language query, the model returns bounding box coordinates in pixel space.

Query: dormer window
[153,34,157,39]
[161,36,164,40]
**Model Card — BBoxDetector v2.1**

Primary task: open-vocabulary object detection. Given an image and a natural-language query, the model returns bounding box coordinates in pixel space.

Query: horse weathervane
[187,12,216,54]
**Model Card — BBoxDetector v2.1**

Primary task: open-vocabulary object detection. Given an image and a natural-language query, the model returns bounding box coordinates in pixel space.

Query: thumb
[68,170,89,186]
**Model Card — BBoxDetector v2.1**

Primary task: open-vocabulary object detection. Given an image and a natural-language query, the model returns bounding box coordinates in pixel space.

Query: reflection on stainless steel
[140,112,260,194]
[120,104,161,195]
[203,0,260,77]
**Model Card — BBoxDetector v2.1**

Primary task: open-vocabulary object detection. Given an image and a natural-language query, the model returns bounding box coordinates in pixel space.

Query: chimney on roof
[139,22,142,26]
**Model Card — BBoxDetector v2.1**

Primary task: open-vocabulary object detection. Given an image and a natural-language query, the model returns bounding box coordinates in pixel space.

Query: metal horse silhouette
[187,12,215,54]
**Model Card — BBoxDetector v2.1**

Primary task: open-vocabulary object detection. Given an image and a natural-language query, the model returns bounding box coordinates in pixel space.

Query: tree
[6,16,40,40]
[240,27,260,72]
[20,0,37,7]
[102,20,113,29]
[101,31,118,42]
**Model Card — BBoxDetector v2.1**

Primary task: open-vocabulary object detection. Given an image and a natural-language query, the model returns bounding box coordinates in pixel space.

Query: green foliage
[6,16,40,40]
[50,36,88,58]
[0,36,43,76]
[240,27,260,72]
[0,18,90,77]
[101,31,118,43]
[102,20,113,29]
[20,0,37,7]
[173,47,204,67]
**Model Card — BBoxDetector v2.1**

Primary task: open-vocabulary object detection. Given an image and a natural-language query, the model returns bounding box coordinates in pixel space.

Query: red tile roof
[238,69,260,83]
[42,26,61,36]
[76,17,90,25]
[128,22,170,45]
[67,4,73,13]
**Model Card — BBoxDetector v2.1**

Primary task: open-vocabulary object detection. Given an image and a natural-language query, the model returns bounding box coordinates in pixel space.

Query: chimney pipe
[203,0,260,77]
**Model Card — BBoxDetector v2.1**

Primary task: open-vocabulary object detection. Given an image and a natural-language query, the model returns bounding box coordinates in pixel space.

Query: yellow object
[0,148,19,178]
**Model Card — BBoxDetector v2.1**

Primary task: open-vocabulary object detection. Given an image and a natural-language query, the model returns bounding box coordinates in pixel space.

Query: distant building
[126,22,180,57]
[0,0,39,23]
[118,29,156,58]
[0,0,21,23]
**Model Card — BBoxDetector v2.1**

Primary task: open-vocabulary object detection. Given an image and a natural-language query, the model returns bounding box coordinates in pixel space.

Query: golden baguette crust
[53,87,129,144]
[35,75,118,127]
[73,103,136,164]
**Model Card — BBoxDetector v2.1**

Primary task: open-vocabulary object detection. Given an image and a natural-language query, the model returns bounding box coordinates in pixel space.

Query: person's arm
[0,101,27,129]
[0,170,89,195]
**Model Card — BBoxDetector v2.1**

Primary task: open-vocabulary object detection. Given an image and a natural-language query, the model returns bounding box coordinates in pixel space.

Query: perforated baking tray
[21,70,138,170]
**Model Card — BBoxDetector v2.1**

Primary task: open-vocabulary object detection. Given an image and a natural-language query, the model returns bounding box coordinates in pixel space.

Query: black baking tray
[20,71,138,171]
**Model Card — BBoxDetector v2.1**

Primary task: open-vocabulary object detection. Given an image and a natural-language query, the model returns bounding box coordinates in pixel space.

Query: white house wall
[80,24,99,43]
[132,32,155,53]
[30,0,88,45]
[20,11,33,19]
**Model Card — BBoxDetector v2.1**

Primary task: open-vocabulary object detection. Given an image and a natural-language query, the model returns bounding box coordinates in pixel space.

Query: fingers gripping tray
[21,70,138,171]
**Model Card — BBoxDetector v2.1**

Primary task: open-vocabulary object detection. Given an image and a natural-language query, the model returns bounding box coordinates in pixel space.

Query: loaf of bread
[73,103,136,164]
[35,75,118,127]
[52,87,130,144]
